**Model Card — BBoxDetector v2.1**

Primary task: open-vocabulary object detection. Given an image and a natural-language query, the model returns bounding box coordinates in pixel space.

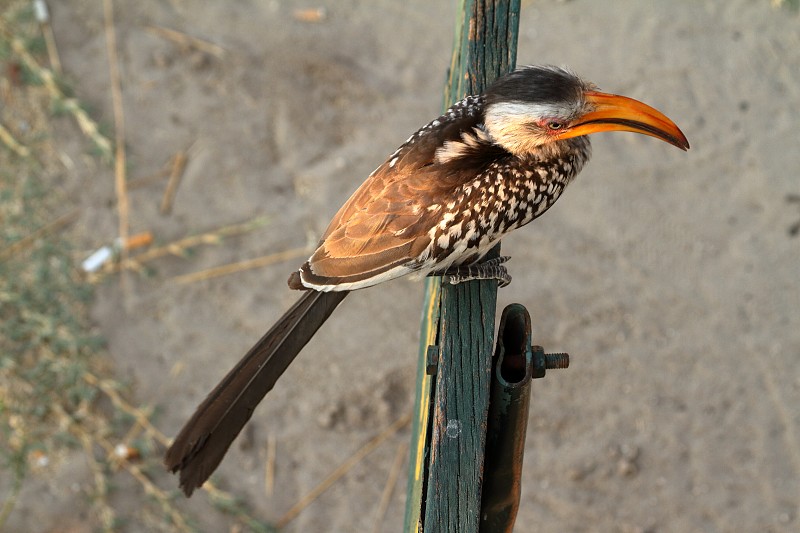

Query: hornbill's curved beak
[558,91,690,150]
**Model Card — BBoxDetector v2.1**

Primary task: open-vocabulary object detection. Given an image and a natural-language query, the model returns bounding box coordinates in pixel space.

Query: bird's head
[483,65,689,159]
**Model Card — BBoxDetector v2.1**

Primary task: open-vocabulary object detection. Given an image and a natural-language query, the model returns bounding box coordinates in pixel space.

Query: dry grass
[0,3,407,531]
[0,3,272,531]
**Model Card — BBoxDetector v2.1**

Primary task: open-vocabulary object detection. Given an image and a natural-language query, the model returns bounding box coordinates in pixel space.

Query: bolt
[425,345,440,375]
[544,352,569,369]
[531,346,570,378]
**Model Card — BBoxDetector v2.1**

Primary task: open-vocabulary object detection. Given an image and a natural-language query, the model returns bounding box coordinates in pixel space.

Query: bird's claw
[443,256,512,287]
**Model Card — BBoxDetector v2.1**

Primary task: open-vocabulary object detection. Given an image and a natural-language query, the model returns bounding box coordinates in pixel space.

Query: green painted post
[404,277,440,530]
[404,1,521,532]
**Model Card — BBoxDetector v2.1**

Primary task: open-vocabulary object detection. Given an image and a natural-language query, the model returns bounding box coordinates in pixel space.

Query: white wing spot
[438,213,456,230]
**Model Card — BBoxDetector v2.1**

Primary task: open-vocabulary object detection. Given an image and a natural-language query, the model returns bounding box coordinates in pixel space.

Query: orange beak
[557,91,690,150]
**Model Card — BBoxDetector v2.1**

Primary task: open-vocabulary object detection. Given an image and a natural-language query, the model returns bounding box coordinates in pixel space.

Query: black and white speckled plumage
[422,127,590,273]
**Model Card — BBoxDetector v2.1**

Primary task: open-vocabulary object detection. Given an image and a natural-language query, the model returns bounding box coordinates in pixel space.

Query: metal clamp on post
[480,303,570,533]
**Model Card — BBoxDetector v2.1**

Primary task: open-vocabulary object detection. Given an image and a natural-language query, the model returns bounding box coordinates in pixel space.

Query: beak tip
[666,126,689,151]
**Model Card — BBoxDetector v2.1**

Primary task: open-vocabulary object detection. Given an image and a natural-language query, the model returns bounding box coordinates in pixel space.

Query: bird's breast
[415,148,588,273]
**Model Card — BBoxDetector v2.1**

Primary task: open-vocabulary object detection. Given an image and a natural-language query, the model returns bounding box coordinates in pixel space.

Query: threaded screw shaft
[544,352,569,369]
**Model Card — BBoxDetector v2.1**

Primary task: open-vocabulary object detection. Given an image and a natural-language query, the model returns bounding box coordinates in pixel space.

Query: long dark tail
[165,289,349,496]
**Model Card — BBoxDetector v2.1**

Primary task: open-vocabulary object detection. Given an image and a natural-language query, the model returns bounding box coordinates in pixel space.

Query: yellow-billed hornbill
[165,65,689,495]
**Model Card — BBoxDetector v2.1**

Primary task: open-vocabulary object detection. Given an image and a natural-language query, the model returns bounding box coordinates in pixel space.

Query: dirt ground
[8,0,800,531]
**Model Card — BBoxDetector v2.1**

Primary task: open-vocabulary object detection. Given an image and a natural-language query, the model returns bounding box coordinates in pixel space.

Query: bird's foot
[442,256,512,287]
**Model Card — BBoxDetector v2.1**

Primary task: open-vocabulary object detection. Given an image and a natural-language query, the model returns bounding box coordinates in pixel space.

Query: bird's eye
[547,121,564,130]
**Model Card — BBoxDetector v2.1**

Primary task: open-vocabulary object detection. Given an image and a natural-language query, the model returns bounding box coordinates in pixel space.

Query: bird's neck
[515,135,592,181]
[505,133,592,165]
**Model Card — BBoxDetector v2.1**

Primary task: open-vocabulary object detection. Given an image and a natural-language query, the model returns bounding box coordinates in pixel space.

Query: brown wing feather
[306,175,433,281]
[296,97,487,288]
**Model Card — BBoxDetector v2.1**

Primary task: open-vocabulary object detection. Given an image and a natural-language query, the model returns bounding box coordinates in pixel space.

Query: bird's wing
[295,97,487,290]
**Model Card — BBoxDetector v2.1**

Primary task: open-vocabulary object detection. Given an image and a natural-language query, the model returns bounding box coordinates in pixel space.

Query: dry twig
[32,0,62,73]
[172,246,308,284]
[371,442,408,533]
[83,372,170,446]
[265,434,277,497]
[0,121,30,157]
[78,431,116,532]
[102,0,130,285]
[276,412,412,529]
[145,25,226,58]
[160,149,189,215]
[0,209,78,261]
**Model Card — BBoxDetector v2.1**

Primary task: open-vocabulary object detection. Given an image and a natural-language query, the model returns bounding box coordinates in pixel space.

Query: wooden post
[404,2,521,531]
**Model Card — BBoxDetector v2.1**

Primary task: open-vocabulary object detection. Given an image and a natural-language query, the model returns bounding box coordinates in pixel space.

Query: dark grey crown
[484,65,589,106]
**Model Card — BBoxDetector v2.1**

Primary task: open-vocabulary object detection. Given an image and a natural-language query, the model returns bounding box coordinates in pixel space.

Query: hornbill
[165,65,689,496]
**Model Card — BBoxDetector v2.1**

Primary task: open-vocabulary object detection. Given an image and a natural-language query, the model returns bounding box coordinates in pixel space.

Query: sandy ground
[10,0,800,531]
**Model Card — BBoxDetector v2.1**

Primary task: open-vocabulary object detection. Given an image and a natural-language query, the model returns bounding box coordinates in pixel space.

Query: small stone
[617,458,638,477]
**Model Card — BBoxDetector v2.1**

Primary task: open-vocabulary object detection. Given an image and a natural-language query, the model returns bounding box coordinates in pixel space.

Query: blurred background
[1,1,798,531]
